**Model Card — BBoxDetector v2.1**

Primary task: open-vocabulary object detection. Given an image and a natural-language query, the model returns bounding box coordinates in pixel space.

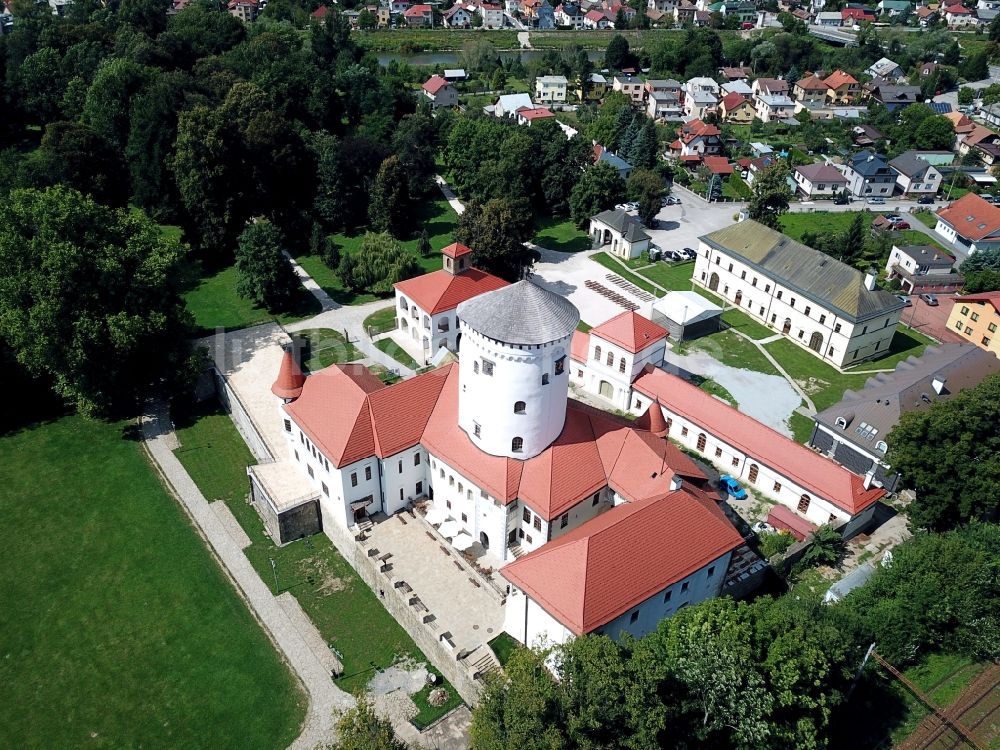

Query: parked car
[917,195,935,205]
[751,521,776,535]
[719,475,747,500]
[896,294,912,307]
[664,196,681,206]
[867,196,886,205]
[834,193,851,205]
[920,293,939,306]
[662,249,684,262]
[892,219,911,230]
[679,247,696,260]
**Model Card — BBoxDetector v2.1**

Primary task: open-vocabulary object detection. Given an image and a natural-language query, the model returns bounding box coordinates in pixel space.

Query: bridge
[808,24,859,46]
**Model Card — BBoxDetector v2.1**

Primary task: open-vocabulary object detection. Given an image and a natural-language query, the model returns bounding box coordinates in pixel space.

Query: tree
[326,695,409,750]
[840,212,866,267]
[887,374,1000,531]
[629,119,660,170]
[614,7,628,29]
[338,233,420,294]
[797,525,846,569]
[235,220,301,312]
[957,86,976,105]
[747,160,791,229]
[13,47,66,124]
[491,67,507,91]
[604,34,631,71]
[569,162,626,227]
[913,114,956,151]
[627,169,663,227]
[455,198,536,282]
[960,51,989,82]
[357,8,377,28]
[416,228,432,257]
[368,156,411,237]
[585,92,632,149]
[0,187,193,416]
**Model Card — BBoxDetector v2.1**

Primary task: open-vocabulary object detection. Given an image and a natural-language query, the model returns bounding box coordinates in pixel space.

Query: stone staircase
[464,644,503,684]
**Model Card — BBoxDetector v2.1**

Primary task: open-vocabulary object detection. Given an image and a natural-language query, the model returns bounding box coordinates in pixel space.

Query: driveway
[899,293,965,344]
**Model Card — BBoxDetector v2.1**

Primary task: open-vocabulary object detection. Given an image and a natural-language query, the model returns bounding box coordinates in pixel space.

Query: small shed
[823,561,877,604]
[650,291,722,341]
[443,68,467,81]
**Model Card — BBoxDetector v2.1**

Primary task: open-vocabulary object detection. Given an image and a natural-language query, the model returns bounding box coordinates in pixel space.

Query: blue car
[719,475,747,500]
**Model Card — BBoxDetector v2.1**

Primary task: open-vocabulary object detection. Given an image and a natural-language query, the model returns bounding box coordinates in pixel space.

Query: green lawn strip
[375,337,422,370]
[0,414,305,750]
[532,216,591,253]
[763,338,872,412]
[295,328,363,371]
[576,320,592,333]
[354,28,520,51]
[364,306,398,335]
[721,308,773,340]
[779,210,872,241]
[787,411,815,444]
[592,252,664,297]
[911,210,939,229]
[368,363,403,385]
[861,326,933,370]
[298,199,458,305]
[410,672,465,729]
[682,329,781,376]
[183,263,321,334]
[637,260,696,290]
[691,375,737,406]
[487,632,522,668]
[170,404,464,723]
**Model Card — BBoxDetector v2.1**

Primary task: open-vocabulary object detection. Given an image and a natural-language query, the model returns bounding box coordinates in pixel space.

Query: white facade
[793,167,847,197]
[503,550,731,646]
[893,165,942,195]
[457,321,572,460]
[394,293,457,357]
[754,95,795,123]
[693,243,901,368]
[934,219,1000,255]
[573,335,667,411]
[535,75,568,103]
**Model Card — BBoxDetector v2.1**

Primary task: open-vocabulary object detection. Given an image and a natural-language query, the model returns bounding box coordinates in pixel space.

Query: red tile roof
[824,69,858,90]
[394,267,509,315]
[404,2,431,12]
[632,366,885,515]
[517,106,556,121]
[936,193,1000,242]
[703,156,734,175]
[796,74,829,91]
[841,7,873,19]
[441,242,471,258]
[500,485,743,635]
[422,75,450,94]
[767,504,817,541]
[311,4,330,17]
[944,4,971,13]
[721,92,747,111]
[956,291,1000,306]
[589,311,668,353]
[570,330,590,362]
[272,347,306,399]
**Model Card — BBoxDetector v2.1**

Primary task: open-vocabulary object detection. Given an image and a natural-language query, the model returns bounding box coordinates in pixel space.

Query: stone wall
[278,501,323,545]
[321,517,484,706]
[213,367,273,463]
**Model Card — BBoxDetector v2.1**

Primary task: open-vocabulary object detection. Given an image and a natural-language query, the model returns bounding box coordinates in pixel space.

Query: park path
[140,401,353,749]
[435,174,466,215]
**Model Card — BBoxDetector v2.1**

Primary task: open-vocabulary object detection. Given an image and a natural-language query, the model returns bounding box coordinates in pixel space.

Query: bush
[796,525,845,570]
[759,530,795,558]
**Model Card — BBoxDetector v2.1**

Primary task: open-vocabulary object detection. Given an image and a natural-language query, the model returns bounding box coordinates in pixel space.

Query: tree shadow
[828,673,911,750]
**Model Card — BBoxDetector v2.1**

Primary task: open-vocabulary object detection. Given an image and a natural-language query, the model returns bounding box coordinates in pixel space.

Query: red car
[892,220,911,230]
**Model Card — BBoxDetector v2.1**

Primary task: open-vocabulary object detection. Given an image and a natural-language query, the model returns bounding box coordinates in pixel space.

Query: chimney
[669,475,683,492]
[863,466,877,490]
[864,267,877,291]
[932,376,946,394]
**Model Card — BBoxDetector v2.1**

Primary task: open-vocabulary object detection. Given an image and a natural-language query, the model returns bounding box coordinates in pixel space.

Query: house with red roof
[516,106,556,126]
[934,193,1000,255]
[841,6,875,23]
[703,156,734,176]
[670,118,722,158]
[719,92,754,124]
[393,243,508,358]
[403,3,433,25]
[824,69,860,105]
[420,75,458,108]
[943,3,977,27]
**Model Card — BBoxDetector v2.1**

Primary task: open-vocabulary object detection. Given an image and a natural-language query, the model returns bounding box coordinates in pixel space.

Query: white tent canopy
[438,520,460,538]
[652,291,722,326]
[425,507,447,525]
[452,532,474,551]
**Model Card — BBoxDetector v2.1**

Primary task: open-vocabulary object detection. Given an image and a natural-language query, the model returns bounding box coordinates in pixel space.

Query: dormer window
[836,417,848,428]
[876,441,888,454]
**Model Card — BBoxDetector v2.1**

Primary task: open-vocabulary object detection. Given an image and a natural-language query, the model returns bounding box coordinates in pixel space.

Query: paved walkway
[435,175,466,215]
[285,251,337,311]
[140,401,353,750]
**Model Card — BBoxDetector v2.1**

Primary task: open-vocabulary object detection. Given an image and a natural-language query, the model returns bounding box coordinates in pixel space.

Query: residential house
[980,104,1000,130]
[917,61,940,79]
[584,7,611,25]
[752,77,790,98]
[745,155,782,186]
[645,8,670,23]
[885,244,962,293]
[594,145,634,178]
[442,3,474,25]
[648,0,678,11]
[842,151,896,198]
[841,5,876,22]
[535,75,568,103]
[516,107,557,126]
[754,94,796,123]
[719,66,752,80]
[703,156,734,177]
[946,292,1000,356]
[943,2,977,25]
[674,0,697,22]
[613,75,646,105]
[421,75,459,108]
[877,0,911,15]
[227,0,258,22]
[494,93,535,118]
[722,79,753,96]
[793,162,849,197]
[720,92,754,123]
[935,193,1000,254]
[824,69,860,104]
[946,111,978,148]
[394,244,509,355]
[443,68,467,81]
[535,0,556,26]
[311,5,332,23]
[577,73,608,101]
[811,344,999,490]
[693,8,711,24]
[866,57,904,80]
[671,119,722,157]
[480,2,504,26]
[646,79,682,99]
[647,92,684,120]
[958,124,1000,165]
[888,151,942,196]
[589,210,651,260]
[793,75,830,106]
[915,5,938,24]
[686,76,720,97]
[852,123,883,147]
[694,221,904,368]
[816,10,843,23]
[685,89,719,119]
[390,0,410,13]
[403,3,433,24]
[555,2,586,26]
[866,83,921,113]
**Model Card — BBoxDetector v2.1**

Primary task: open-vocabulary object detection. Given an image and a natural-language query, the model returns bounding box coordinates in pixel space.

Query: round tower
[271,343,306,403]
[456,280,580,460]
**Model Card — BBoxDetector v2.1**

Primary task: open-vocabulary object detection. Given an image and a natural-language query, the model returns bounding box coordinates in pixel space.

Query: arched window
[619,358,627,373]
[594,345,602,361]
[449,475,455,487]
[474,361,479,374]
[797,494,811,513]
[696,433,707,452]
[835,416,847,429]
[511,436,524,453]
[606,351,614,366]
[748,463,759,483]
[665,417,672,434]
[875,441,888,454]
[458,482,464,493]
[541,373,549,385]
[399,298,408,310]
[514,401,526,414]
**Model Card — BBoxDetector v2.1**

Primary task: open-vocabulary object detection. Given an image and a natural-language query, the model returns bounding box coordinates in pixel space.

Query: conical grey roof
[458,280,580,345]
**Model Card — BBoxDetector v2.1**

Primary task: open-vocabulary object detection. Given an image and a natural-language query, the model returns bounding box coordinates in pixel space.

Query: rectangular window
[728,263,733,272]
[283,419,291,432]
[560,513,568,528]
[533,515,542,531]
[777,290,783,300]
[773,481,781,492]
[961,306,969,316]
[989,323,997,333]
[365,466,372,481]
[555,356,566,375]
[592,493,600,506]
[481,359,494,376]
[351,472,358,487]
[861,326,867,335]
[966,326,973,335]
[461,513,468,522]
[714,447,722,458]
[956,319,964,330]
[835,323,842,333]
[707,566,716,577]
[740,270,746,280]
[971,312,980,322]
[983,336,992,346]
[307,464,314,478]
[819,314,826,325]
[663,590,672,603]
[804,305,811,316]
[523,507,531,523]
[752,277,757,287]
[416,481,423,494]
[790,298,796,308]
[681,427,688,437]
[398,460,403,473]
[630,610,639,624]
[525,534,532,544]
[321,482,329,496]
[474,422,481,438]
[732,457,739,467]
[681,581,689,593]
[765,284,771,293]
[414,452,421,465]
[446,499,452,509]
[294,450,299,462]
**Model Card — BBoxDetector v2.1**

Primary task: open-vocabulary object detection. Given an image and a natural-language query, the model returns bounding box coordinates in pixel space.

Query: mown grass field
[0,414,305,750]
[171,402,463,724]
[532,216,592,253]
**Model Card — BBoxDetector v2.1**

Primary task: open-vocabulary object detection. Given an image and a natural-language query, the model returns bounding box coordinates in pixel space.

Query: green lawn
[183,263,321,335]
[691,375,737,406]
[592,252,664,297]
[779,211,950,256]
[788,411,816,444]
[532,216,592,253]
[911,210,939,229]
[683,329,781,376]
[294,328,363,372]
[638,260,696,290]
[763,338,873,412]
[375,337,422,370]
[296,199,459,306]
[721,307,774,340]
[364,306,398,336]
[0,414,305,749]
[170,402,464,721]
[488,632,521,668]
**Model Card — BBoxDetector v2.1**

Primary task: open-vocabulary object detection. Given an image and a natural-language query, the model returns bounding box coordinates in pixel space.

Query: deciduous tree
[747,160,791,229]
[368,155,411,237]
[455,198,536,281]
[325,694,410,750]
[627,168,663,227]
[569,162,626,227]
[235,220,301,312]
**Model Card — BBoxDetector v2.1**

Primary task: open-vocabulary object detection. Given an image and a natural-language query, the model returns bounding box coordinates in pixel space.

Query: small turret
[271,344,306,401]
[636,402,668,438]
[441,242,472,276]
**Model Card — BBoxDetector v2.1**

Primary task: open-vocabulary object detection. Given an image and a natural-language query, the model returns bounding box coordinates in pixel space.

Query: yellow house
[947,292,1000,357]
[720,92,754,124]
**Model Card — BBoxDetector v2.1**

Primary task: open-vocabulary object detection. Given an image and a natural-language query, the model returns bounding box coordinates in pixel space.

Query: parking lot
[898,293,966,344]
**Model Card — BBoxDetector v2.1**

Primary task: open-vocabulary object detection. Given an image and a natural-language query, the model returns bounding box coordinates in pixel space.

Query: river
[375,49,605,66]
